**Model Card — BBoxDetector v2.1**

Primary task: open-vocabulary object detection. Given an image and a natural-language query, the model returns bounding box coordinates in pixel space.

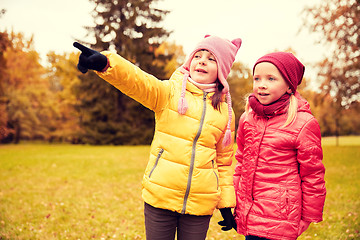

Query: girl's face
[189,50,218,84]
[253,62,292,105]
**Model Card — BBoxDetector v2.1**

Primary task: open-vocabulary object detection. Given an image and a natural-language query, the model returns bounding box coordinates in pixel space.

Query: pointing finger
[73,42,92,55]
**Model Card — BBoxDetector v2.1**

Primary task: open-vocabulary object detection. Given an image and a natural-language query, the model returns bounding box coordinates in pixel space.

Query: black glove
[73,42,108,74]
[218,208,237,231]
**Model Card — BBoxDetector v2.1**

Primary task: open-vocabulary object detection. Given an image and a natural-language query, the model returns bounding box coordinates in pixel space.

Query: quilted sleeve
[96,51,171,112]
[215,109,236,209]
[296,117,326,223]
[234,113,246,192]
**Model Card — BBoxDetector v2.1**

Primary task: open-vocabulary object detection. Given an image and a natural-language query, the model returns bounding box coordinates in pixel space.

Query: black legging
[144,202,212,240]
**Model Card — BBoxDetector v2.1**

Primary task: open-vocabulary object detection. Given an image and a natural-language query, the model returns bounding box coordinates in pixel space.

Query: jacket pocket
[279,188,290,219]
[149,148,164,178]
[212,160,219,190]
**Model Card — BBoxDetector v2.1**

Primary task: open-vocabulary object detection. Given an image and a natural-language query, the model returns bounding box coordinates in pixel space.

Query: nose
[258,80,267,89]
[198,57,206,65]
[259,84,267,89]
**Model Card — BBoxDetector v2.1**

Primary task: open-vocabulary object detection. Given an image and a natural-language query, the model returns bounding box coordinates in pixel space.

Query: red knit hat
[178,35,242,146]
[253,52,305,93]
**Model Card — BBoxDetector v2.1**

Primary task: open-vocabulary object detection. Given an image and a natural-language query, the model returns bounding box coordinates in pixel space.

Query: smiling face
[189,50,218,84]
[253,62,292,105]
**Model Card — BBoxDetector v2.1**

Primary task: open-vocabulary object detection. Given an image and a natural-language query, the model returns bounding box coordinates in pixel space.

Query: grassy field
[0,136,359,239]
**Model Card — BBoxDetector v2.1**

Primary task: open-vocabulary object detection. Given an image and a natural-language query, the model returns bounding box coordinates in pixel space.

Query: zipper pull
[203,92,208,100]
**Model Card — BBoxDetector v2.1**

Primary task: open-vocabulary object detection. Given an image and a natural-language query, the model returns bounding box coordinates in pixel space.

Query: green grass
[0,137,359,239]
[321,135,360,146]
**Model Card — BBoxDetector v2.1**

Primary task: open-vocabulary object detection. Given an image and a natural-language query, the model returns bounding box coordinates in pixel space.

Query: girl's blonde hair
[245,94,298,127]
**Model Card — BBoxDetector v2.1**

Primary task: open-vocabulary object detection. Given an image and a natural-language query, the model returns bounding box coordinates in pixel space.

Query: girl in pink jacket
[233,52,326,240]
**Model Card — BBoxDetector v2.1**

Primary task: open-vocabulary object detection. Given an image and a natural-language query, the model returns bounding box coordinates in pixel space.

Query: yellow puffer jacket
[97,52,236,216]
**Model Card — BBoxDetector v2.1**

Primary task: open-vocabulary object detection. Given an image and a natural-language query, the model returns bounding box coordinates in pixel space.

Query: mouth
[195,68,207,73]
[258,92,269,96]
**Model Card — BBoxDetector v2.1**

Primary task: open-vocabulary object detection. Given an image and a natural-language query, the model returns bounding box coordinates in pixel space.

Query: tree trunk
[14,119,20,144]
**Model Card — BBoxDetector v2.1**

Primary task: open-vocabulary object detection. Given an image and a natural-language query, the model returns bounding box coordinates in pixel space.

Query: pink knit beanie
[182,35,242,93]
[178,35,242,146]
[253,52,305,93]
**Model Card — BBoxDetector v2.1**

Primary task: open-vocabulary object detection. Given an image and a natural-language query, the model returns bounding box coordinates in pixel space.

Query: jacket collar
[171,68,214,97]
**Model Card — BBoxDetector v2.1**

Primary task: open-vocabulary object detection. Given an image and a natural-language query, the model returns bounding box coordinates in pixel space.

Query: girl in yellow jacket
[74,35,241,240]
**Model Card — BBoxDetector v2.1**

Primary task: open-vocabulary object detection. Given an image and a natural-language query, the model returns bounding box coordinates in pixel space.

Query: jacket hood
[295,92,312,114]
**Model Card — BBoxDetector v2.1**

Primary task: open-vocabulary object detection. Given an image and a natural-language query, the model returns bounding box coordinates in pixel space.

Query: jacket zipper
[212,160,219,190]
[181,92,208,214]
[149,148,164,178]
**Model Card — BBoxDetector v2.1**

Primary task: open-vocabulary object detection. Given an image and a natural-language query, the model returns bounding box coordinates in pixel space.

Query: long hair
[284,94,298,126]
[211,79,224,110]
[245,93,298,127]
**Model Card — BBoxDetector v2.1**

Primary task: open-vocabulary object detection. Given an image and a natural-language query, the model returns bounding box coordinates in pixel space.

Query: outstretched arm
[73,42,171,112]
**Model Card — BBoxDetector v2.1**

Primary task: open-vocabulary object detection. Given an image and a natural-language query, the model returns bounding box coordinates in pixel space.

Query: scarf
[187,77,216,93]
[249,93,291,117]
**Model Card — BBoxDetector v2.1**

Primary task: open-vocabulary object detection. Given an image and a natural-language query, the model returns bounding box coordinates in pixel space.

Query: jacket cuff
[101,57,110,72]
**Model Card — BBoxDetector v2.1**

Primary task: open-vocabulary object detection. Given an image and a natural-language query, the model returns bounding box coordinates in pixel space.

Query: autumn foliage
[0,0,359,144]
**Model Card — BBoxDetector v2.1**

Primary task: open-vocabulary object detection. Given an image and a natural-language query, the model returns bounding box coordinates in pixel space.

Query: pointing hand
[73,42,108,73]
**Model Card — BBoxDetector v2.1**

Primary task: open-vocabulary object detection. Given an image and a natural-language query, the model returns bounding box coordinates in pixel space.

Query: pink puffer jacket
[234,94,326,240]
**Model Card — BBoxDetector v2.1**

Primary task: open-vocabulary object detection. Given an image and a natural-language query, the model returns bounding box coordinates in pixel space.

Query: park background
[0,0,359,239]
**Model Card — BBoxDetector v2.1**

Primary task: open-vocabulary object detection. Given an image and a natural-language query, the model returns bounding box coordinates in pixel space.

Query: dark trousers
[246,236,271,240]
[144,202,212,240]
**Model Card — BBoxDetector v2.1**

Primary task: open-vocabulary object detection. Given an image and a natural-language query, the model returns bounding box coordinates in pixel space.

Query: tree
[75,0,172,145]
[87,0,171,77]
[46,52,83,143]
[301,0,360,141]
[2,31,55,143]
[0,11,12,141]
[227,61,253,127]
[154,41,186,79]
[0,30,11,141]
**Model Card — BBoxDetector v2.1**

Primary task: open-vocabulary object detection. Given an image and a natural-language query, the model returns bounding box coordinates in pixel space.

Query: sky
[1,0,328,79]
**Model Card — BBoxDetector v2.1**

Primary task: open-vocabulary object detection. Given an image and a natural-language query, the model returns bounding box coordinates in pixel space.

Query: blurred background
[0,0,359,145]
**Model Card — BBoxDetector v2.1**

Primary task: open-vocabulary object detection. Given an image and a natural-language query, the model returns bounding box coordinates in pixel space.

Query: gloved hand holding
[218,208,237,231]
[73,42,108,74]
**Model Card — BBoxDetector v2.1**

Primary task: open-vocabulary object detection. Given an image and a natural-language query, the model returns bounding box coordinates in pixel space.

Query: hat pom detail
[178,72,189,115]
[222,91,233,147]
[222,128,232,146]
[178,97,188,115]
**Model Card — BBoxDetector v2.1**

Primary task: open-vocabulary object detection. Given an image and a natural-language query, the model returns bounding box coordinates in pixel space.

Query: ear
[232,38,242,48]
[286,88,292,94]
